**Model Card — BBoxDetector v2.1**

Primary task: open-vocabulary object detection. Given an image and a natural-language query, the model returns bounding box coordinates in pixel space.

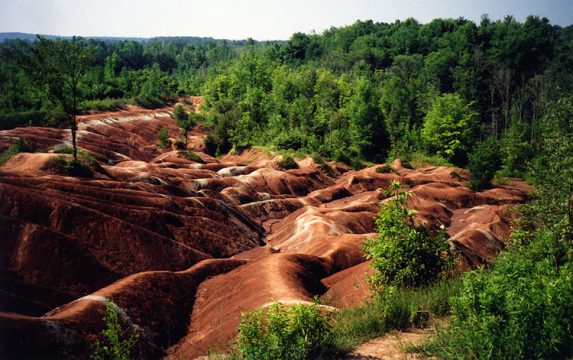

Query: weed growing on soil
[92,301,138,360]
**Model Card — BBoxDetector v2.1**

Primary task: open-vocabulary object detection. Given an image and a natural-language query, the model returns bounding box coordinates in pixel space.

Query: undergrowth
[0,138,34,165]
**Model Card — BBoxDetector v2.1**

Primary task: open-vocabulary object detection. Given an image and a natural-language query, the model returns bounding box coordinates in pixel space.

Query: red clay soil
[0,102,530,359]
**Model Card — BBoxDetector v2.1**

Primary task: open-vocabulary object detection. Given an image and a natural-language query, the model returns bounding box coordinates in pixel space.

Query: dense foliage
[420,97,573,359]
[236,302,332,360]
[3,16,572,170]
[364,181,453,288]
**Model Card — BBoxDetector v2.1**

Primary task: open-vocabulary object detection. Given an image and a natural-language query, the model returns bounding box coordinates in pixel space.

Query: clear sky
[1,0,572,40]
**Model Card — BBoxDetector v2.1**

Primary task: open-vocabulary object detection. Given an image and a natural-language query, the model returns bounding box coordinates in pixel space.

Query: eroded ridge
[0,103,529,359]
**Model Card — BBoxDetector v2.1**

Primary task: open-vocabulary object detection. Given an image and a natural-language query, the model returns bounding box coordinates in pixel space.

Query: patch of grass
[315,156,336,177]
[184,151,204,163]
[278,155,298,170]
[79,98,127,113]
[52,147,109,164]
[449,171,462,180]
[0,138,33,165]
[330,278,462,354]
[131,95,169,109]
[42,155,96,178]
[376,164,394,174]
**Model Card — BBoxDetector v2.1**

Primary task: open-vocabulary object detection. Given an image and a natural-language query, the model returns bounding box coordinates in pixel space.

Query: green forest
[2,16,572,178]
[1,15,573,359]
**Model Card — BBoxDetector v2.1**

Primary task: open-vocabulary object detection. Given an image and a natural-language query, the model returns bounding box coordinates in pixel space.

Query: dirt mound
[0,102,530,359]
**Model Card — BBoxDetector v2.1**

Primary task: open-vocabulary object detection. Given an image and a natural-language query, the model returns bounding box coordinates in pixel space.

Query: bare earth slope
[0,100,529,359]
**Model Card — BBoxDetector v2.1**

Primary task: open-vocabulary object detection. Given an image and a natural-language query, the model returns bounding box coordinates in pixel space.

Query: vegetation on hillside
[1,14,573,359]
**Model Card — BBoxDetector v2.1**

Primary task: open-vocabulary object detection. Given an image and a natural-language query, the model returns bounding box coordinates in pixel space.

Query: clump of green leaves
[183,150,204,163]
[363,181,453,289]
[376,164,394,173]
[0,138,33,165]
[420,229,573,359]
[173,104,201,146]
[237,302,332,360]
[92,301,138,360]
[278,155,298,170]
[315,156,336,177]
[468,138,501,191]
[157,126,170,149]
[422,94,478,166]
[43,155,95,178]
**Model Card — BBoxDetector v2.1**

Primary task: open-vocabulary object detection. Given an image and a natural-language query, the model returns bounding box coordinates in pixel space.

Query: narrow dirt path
[342,328,430,359]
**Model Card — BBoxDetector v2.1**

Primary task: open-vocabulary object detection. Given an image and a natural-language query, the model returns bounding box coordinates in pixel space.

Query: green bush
[132,95,167,109]
[79,98,127,113]
[363,181,453,289]
[468,138,502,191]
[237,302,332,360]
[92,301,138,360]
[274,130,305,151]
[184,151,204,163]
[376,164,394,173]
[0,110,66,130]
[42,155,95,178]
[278,155,298,169]
[157,126,170,149]
[315,156,336,177]
[0,138,33,165]
[421,229,573,359]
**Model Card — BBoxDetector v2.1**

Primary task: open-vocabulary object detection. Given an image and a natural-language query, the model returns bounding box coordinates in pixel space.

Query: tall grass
[414,229,573,359]
[330,278,462,354]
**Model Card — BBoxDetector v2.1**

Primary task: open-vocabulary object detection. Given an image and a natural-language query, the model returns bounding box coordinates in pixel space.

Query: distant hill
[0,32,256,45]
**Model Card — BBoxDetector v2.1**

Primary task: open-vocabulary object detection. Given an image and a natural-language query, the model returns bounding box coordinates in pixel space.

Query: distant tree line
[1,16,573,186]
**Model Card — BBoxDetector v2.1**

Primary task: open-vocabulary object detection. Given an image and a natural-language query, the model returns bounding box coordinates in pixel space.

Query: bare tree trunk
[490,87,498,140]
[71,115,78,160]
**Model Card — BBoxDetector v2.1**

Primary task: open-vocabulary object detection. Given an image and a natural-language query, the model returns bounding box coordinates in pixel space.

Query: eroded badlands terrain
[0,99,529,359]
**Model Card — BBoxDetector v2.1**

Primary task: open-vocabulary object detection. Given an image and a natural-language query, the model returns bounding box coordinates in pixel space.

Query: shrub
[92,301,138,360]
[237,302,332,360]
[79,98,127,113]
[449,171,462,180]
[468,138,501,191]
[42,155,95,178]
[376,164,394,173]
[421,229,573,359]
[184,151,204,163]
[275,130,305,151]
[363,181,453,289]
[278,155,298,170]
[157,126,170,149]
[132,95,167,109]
[315,156,336,177]
[0,138,33,165]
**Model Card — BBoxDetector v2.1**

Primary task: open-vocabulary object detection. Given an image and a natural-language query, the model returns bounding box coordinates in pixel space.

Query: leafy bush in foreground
[237,302,332,360]
[421,229,573,359]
